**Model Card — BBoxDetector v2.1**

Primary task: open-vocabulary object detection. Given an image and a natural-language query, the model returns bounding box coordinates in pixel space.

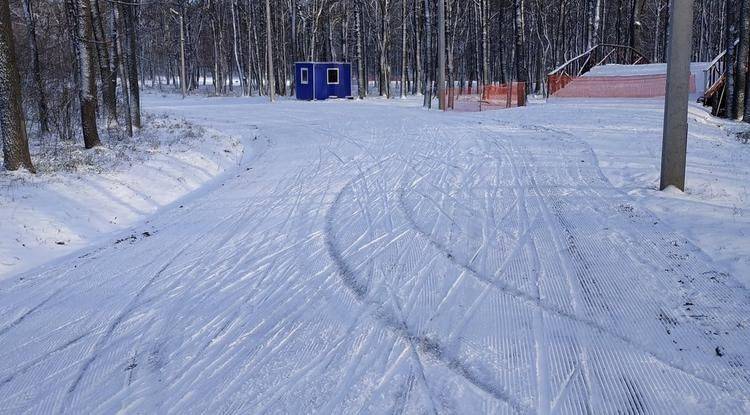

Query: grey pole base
[660,0,694,191]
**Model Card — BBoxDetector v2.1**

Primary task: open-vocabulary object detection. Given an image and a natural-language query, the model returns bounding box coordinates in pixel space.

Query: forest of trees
[1,0,748,172]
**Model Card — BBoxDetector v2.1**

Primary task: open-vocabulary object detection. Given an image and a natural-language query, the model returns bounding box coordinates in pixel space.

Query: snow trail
[0,96,748,414]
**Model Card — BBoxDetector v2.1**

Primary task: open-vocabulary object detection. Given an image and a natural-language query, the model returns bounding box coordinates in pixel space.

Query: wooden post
[660,0,694,191]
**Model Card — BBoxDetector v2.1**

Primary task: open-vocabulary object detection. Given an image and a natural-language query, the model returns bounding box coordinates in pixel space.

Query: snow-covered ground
[0,110,245,280]
[584,63,711,77]
[478,98,750,288]
[0,94,749,414]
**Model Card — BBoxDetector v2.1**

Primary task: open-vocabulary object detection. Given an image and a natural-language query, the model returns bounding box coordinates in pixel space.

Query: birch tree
[266,0,276,101]
[66,0,101,149]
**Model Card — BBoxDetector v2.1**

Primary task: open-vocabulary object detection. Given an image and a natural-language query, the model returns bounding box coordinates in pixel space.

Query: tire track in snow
[324,161,529,414]
[56,187,284,414]
[395,142,747,408]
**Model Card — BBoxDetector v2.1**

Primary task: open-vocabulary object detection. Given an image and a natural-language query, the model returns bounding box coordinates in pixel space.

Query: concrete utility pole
[265,0,276,102]
[437,0,446,110]
[660,0,694,191]
[171,8,187,98]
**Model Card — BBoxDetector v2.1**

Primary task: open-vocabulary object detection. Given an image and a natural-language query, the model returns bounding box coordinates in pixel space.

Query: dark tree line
[1,0,746,172]
[1,0,142,172]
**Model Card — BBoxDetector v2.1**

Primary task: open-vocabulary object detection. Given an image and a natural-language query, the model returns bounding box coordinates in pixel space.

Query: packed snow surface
[584,63,711,77]
[0,95,749,414]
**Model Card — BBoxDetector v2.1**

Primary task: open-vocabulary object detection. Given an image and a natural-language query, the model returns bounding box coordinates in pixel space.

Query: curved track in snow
[0,96,748,414]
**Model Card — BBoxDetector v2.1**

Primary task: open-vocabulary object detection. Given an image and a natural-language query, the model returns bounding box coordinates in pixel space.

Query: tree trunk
[122,0,141,129]
[67,0,101,149]
[481,0,489,87]
[378,0,391,97]
[735,0,750,120]
[437,0,446,109]
[514,0,528,106]
[114,3,133,137]
[400,0,408,98]
[630,0,647,55]
[91,0,118,128]
[423,0,433,107]
[231,0,246,95]
[0,0,35,171]
[266,0,276,101]
[22,0,50,134]
[726,1,737,118]
[413,0,422,95]
[356,4,367,98]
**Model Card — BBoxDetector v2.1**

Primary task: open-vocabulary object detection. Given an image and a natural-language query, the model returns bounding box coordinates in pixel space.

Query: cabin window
[300,68,309,84]
[327,68,340,85]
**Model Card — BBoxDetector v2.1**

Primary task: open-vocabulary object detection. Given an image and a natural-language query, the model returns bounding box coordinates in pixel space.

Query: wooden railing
[702,39,740,102]
[547,44,650,96]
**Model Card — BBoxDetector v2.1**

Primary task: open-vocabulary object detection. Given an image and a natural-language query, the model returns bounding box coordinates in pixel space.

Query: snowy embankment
[0,102,246,280]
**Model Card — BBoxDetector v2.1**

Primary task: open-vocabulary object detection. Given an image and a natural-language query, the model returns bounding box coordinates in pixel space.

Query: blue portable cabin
[295,62,353,101]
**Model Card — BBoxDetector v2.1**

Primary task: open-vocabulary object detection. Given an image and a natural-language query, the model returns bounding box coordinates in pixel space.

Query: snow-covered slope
[0,111,245,280]
[0,96,748,414]
[584,63,711,77]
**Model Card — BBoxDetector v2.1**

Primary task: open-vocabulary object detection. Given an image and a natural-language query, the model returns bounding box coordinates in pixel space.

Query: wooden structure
[700,39,739,117]
[547,44,650,96]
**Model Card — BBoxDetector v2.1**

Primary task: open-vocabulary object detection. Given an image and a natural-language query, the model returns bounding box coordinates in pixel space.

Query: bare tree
[266,0,276,101]
[725,0,737,118]
[423,0,433,108]
[1,0,35,171]
[400,0,408,98]
[22,0,50,134]
[122,0,141,129]
[66,0,101,149]
[355,2,367,98]
[735,0,750,119]
[514,0,528,97]
[91,0,118,128]
[437,0,446,109]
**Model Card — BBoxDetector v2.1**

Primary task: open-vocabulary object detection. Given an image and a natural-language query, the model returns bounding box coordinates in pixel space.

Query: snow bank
[0,112,245,280]
[584,63,710,77]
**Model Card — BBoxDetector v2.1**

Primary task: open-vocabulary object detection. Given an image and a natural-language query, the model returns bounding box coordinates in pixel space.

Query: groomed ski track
[0,96,748,414]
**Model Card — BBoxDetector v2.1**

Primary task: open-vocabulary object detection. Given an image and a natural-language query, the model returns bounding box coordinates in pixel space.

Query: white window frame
[300,68,309,85]
[327,68,340,85]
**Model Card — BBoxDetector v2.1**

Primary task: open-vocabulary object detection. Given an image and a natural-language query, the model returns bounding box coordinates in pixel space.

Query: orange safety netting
[548,74,696,99]
[445,82,526,112]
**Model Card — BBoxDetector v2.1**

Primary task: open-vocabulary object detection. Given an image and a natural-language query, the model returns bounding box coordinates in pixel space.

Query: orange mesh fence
[446,82,526,112]
[548,74,696,99]
[548,74,574,95]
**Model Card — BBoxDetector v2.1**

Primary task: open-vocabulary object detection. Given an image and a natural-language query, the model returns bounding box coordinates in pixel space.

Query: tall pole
[660,0,694,191]
[265,0,276,102]
[437,0,446,110]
